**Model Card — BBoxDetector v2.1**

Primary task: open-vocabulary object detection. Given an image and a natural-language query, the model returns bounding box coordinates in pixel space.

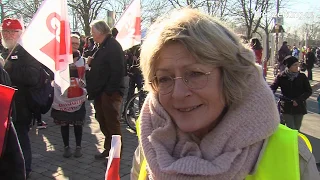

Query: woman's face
[156,43,225,136]
[289,62,299,72]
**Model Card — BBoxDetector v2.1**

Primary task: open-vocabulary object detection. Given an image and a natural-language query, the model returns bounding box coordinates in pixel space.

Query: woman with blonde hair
[131,8,319,179]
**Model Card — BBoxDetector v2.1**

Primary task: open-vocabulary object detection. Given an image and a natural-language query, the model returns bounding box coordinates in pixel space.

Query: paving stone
[28,101,138,180]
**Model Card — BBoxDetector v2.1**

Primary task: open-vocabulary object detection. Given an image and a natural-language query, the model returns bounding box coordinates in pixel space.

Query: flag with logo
[115,0,141,51]
[18,0,72,93]
[105,135,121,180]
[0,84,15,157]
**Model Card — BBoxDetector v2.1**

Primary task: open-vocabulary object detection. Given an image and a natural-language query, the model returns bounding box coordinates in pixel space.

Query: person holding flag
[1,18,42,178]
[0,64,25,179]
[51,34,87,158]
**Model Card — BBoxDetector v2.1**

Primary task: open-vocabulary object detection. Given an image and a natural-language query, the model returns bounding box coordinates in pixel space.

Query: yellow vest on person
[136,120,312,180]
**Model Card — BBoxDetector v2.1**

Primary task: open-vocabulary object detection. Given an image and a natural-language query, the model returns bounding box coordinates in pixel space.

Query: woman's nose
[171,78,192,99]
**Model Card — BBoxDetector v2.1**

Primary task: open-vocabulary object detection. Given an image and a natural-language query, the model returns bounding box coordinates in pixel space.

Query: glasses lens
[155,76,173,94]
[184,71,208,89]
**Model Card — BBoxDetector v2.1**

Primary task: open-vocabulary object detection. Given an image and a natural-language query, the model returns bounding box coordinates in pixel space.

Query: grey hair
[140,8,259,107]
[90,20,111,35]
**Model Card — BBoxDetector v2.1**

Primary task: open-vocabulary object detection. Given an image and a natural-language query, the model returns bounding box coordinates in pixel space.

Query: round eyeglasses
[149,70,212,95]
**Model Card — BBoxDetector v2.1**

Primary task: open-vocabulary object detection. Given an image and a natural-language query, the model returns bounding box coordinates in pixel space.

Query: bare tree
[5,0,43,22]
[229,0,270,40]
[167,0,229,18]
[68,0,109,36]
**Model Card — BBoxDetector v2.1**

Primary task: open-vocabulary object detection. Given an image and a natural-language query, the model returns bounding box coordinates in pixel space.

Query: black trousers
[307,68,313,80]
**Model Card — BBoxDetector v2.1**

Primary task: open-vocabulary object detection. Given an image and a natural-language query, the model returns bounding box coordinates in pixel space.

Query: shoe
[26,171,31,179]
[74,146,83,158]
[94,150,108,159]
[63,146,72,158]
[36,121,47,129]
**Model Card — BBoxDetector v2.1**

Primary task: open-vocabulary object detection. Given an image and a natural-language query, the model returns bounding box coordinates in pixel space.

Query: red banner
[0,84,15,157]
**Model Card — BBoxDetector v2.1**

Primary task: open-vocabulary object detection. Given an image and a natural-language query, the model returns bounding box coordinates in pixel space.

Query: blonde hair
[140,8,259,106]
[90,20,111,35]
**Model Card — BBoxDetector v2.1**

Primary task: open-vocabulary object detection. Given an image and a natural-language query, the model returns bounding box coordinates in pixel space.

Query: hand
[293,100,298,106]
[87,56,93,65]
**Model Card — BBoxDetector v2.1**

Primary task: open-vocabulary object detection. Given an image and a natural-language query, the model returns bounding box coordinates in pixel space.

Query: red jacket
[253,49,263,64]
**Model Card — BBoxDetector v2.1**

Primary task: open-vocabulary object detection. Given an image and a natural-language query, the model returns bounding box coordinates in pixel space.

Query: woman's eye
[188,71,205,77]
[158,76,172,83]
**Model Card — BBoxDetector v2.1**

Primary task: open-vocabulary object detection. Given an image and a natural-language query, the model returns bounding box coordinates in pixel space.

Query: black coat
[2,45,41,125]
[306,52,315,69]
[278,45,291,63]
[86,35,125,100]
[270,71,312,115]
[0,67,26,180]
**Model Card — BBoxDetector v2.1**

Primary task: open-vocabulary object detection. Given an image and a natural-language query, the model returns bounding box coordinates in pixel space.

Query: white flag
[105,135,121,180]
[18,0,72,93]
[115,0,141,51]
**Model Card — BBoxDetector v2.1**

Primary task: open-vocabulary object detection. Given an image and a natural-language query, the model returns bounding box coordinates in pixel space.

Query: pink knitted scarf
[139,74,280,180]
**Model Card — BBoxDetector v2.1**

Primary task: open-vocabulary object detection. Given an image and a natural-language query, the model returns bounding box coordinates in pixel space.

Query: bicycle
[274,94,293,125]
[123,89,147,131]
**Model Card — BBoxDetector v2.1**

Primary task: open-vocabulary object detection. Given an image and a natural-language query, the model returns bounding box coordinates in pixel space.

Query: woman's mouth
[177,105,202,112]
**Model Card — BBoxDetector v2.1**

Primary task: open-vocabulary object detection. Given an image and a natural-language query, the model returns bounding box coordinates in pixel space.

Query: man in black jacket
[278,41,291,72]
[1,18,41,177]
[86,20,125,159]
[306,47,315,80]
[0,65,25,180]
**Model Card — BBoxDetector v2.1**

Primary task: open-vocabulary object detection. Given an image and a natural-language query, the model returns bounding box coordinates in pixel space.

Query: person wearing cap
[1,18,42,178]
[270,56,312,130]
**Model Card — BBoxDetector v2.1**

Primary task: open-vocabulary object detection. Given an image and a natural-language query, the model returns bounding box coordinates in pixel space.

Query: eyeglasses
[149,70,212,95]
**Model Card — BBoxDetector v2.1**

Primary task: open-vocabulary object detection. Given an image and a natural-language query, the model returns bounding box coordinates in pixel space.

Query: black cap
[284,56,298,68]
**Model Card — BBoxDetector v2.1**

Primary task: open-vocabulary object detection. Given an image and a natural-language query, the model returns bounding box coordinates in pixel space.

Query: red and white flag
[0,85,15,157]
[115,0,141,51]
[18,0,72,93]
[105,135,121,180]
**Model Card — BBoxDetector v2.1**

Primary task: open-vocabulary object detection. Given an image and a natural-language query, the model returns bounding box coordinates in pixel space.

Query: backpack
[29,67,54,114]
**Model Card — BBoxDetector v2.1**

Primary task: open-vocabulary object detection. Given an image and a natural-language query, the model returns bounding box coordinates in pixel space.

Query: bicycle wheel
[124,93,140,131]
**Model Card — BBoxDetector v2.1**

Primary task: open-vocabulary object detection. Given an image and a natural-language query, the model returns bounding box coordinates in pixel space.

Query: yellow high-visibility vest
[136,120,312,180]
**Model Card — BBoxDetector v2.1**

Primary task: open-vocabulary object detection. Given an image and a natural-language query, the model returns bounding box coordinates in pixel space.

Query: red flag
[105,135,121,180]
[0,85,15,157]
[115,0,141,50]
[18,0,72,93]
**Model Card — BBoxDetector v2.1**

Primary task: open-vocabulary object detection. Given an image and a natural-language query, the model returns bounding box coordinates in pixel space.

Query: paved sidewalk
[29,101,138,180]
[28,66,320,180]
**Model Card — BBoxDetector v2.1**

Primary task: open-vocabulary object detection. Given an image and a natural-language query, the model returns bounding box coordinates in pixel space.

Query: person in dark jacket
[1,18,41,178]
[278,41,291,72]
[270,56,312,130]
[305,47,315,80]
[86,20,125,159]
[83,37,97,58]
[0,64,25,180]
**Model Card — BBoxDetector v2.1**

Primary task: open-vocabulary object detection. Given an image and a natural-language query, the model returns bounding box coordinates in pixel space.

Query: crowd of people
[0,8,319,180]
[0,18,128,179]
